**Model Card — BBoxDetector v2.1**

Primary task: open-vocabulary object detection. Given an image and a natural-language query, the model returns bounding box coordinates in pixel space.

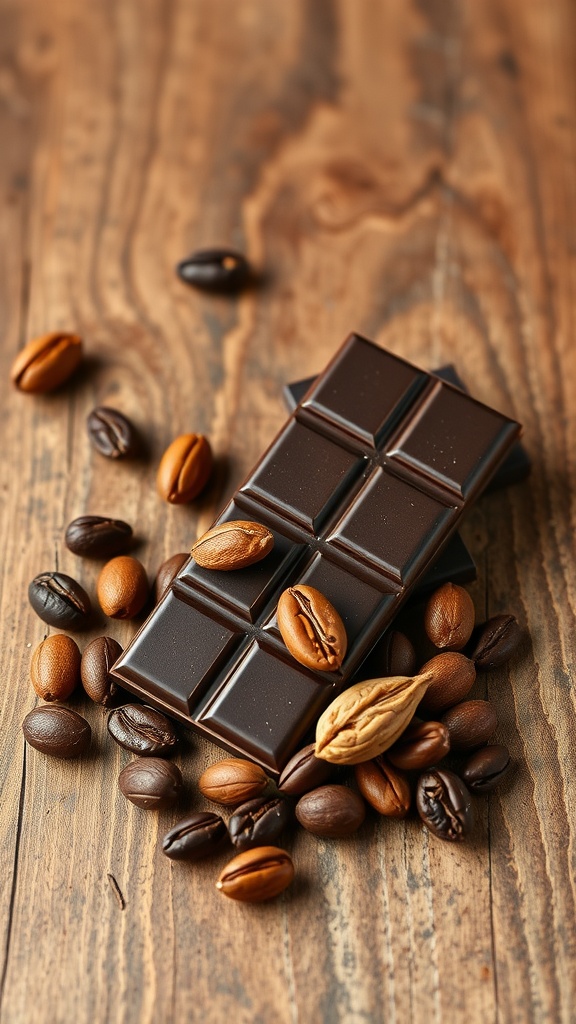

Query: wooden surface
[1,1,575,1021]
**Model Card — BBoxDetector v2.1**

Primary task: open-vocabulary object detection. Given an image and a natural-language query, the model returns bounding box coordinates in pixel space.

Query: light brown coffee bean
[10,331,83,393]
[277,585,347,672]
[354,757,411,817]
[387,719,450,771]
[191,520,274,571]
[417,652,476,716]
[295,784,365,837]
[441,700,497,750]
[22,706,91,758]
[154,553,189,603]
[118,757,183,809]
[199,758,269,806]
[156,433,213,504]
[31,634,81,702]
[97,556,149,619]
[216,846,294,902]
[81,636,123,705]
[424,583,475,651]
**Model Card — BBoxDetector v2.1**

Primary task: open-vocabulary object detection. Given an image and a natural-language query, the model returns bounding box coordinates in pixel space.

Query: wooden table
[1,1,575,1021]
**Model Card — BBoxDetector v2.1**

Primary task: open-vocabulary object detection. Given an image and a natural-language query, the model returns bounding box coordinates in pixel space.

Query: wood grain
[1,0,575,1021]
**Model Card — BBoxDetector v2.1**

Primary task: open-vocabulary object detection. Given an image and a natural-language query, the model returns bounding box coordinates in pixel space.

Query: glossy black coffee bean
[228,796,290,851]
[175,249,251,293]
[416,768,473,842]
[28,571,91,630]
[162,812,228,861]
[65,515,133,558]
[107,704,178,756]
[460,744,512,793]
[87,407,139,459]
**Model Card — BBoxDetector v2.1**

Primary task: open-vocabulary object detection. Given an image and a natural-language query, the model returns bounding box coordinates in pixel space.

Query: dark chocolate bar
[112,335,521,775]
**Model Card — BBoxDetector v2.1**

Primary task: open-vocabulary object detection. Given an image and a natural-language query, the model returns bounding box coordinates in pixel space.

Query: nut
[191,520,274,571]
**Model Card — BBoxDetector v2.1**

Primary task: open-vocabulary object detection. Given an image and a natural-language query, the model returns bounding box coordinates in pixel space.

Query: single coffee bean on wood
[416,768,473,842]
[277,585,347,672]
[97,556,148,619]
[81,636,123,706]
[470,614,523,669]
[11,331,82,393]
[156,433,213,504]
[460,744,512,793]
[28,572,91,631]
[162,812,228,861]
[295,784,365,838]
[417,652,476,716]
[198,758,269,806]
[107,704,178,756]
[31,634,81,702]
[441,700,498,750]
[65,515,133,558]
[228,796,290,851]
[118,757,182,809]
[216,847,294,902]
[353,757,411,817]
[277,742,337,796]
[22,706,91,759]
[424,583,475,651]
[387,719,450,771]
[86,407,139,459]
[191,520,274,571]
[176,249,251,293]
[154,553,189,603]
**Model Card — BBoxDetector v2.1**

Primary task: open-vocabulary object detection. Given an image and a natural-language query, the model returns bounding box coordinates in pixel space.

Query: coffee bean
[441,700,497,751]
[216,847,294,902]
[107,704,178,756]
[81,636,123,706]
[87,407,139,459]
[192,520,274,571]
[387,720,450,771]
[277,585,347,672]
[460,744,511,793]
[31,634,81,702]
[470,615,523,670]
[229,796,290,851]
[11,331,82,393]
[417,652,476,716]
[118,757,182,809]
[157,433,213,504]
[22,706,91,759]
[198,758,269,806]
[154,553,189,603]
[65,515,133,558]
[295,784,365,838]
[277,742,336,796]
[353,757,411,817]
[357,630,417,680]
[28,572,91,631]
[416,768,473,842]
[424,583,475,651]
[97,556,149,619]
[162,812,228,861]
[176,249,251,293]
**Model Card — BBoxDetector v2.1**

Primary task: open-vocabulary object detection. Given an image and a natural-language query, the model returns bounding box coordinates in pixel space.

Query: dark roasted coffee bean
[354,756,411,818]
[154,553,189,603]
[295,784,365,838]
[387,720,450,771]
[176,249,251,293]
[108,704,178,756]
[65,515,133,558]
[81,636,123,706]
[460,744,512,793]
[228,796,290,851]
[359,630,417,679]
[216,847,294,902]
[441,700,497,751]
[470,615,523,670]
[28,572,91,631]
[87,407,139,459]
[118,757,182,809]
[416,768,473,842]
[163,813,228,861]
[277,742,337,796]
[22,706,91,759]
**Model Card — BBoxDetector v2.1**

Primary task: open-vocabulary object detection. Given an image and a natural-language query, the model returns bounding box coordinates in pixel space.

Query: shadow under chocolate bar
[112,335,521,776]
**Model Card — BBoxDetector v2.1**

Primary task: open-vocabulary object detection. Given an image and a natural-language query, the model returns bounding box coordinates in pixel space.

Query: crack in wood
[107,873,126,911]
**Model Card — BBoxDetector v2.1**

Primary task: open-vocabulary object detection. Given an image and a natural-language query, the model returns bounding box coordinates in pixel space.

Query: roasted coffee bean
[357,630,417,680]
[277,585,347,672]
[216,847,294,902]
[154,553,189,603]
[470,615,523,670]
[162,812,228,861]
[417,652,476,716]
[416,768,473,842]
[156,433,213,504]
[277,742,337,796]
[81,636,123,706]
[191,520,274,571]
[387,720,451,771]
[11,331,82,393]
[97,556,149,619]
[229,796,290,851]
[176,249,251,293]
[22,706,91,759]
[65,515,133,558]
[31,634,81,702]
[118,757,182,809]
[460,744,511,793]
[424,583,475,651]
[107,704,178,756]
[295,784,365,838]
[441,700,497,751]
[199,758,269,806]
[353,756,411,818]
[28,572,91,631]
[86,407,139,459]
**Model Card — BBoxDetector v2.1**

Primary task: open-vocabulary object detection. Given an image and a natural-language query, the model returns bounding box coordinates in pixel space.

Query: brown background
[1,1,575,1022]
